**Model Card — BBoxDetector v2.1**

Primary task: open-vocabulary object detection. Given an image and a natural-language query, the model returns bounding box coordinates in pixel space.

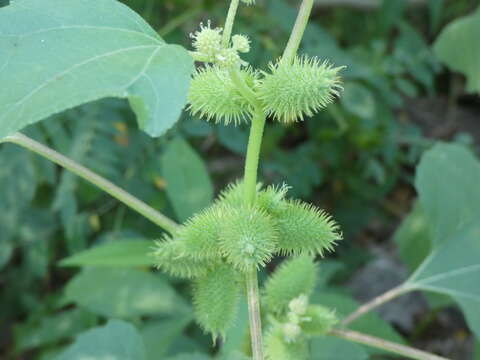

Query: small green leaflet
[54,320,146,360]
[433,6,480,93]
[0,0,193,139]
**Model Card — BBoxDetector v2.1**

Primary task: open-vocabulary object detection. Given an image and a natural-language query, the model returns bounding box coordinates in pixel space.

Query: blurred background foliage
[1,0,480,359]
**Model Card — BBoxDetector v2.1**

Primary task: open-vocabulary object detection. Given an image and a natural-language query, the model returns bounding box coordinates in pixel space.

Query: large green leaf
[433,7,480,93]
[405,222,480,337]
[0,0,193,139]
[64,268,185,318]
[415,143,480,246]
[59,239,154,267]
[407,143,480,337]
[54,320,145,360]
[161,138,213,222]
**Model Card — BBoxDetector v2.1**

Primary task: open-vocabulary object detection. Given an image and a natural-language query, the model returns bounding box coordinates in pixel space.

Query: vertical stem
[281,0,314,64]
[242,106,266,360]
[243,110,267,205]
[222,0,240,47]
[246,268,265,360]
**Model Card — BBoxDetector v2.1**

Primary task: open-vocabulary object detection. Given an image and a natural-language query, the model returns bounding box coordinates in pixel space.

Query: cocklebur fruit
[263,255,317,313]
[257,56,343,123]
[178,205,224,259]
[274,200,342,256]
[188,66,256,125]
[153,237,211,278]
[193,264,241,340]
[219,205,278,272]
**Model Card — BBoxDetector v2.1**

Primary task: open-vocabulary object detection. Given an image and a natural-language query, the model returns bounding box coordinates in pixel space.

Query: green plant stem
[3,133,178,234]
[246,268,265,360]
[229,69,262,109]
[244,110,266,205]
[222,0,240,47]
[281,0,314,64]
[341,284,408,326]
[330,329,451,360]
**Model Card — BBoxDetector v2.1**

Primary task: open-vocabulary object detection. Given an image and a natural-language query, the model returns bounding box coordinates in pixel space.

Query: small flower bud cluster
[282,295,311,343]
[190,22,250,69]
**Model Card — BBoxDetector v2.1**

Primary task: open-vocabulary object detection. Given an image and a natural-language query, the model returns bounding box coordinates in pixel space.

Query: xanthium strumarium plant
[0,0,458,359]
[154,0,344,358]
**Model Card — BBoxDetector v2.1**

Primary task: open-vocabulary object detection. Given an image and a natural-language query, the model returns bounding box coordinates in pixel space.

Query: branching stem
[330,329,451,360]
[3,133,178,234]
[341,284,408,326]
[222,0,240,47]
[282,0,314,64]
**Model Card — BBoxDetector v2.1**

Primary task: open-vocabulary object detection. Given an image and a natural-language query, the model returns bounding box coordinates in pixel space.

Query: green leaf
[311,336,368,360]
[54,319,145,360]
[141,314,193,360]
[60,239,154,267]
[408,143,480,337]
[433,7,480,93]
[64,268,185,318]
[393,202,432,272]
[14,309,97,351]
[340,82,376,120]
[405,222,480,337]
[0,0,193,139]
[415,143,480,246]
[161,138,213,222]
[166,354,211,360]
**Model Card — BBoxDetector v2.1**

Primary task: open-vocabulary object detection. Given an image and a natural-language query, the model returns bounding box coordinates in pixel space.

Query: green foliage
[310,337,368,360]
[0,0,193,139]
[434,6,480,93]
[263,256,318,313]
[59,239,155,267]
[274,200,341,256]
[193,264,241,340]
[64,268,186,318]
[161,137,214,222]
[53,320,146,360]
[257,56,343,123]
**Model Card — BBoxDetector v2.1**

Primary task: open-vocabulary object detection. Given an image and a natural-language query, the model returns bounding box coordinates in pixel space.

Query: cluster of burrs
[187,19,343,125]
[153,182,341,339]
